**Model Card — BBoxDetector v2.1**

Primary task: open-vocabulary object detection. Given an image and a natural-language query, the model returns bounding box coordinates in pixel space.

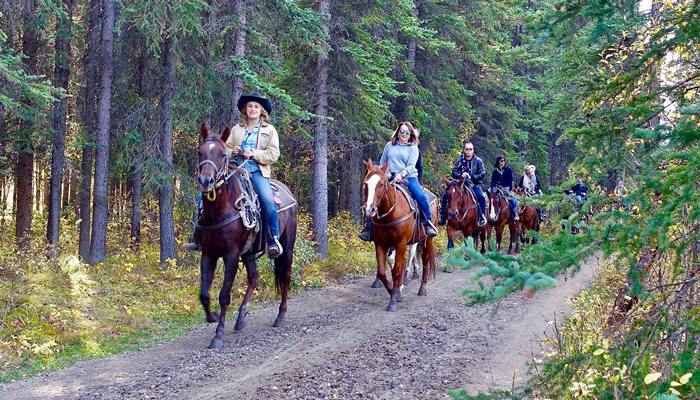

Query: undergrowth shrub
[0,207,380,382]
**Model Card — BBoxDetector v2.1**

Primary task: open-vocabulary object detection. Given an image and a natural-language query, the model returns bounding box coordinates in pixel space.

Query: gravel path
[1,254,600,400]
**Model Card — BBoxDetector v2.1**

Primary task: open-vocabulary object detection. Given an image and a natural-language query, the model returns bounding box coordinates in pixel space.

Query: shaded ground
[1,254,600,399]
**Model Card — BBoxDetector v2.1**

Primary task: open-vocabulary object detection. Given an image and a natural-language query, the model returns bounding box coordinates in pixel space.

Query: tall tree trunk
[312,0,330,257]
[79,0,101,260]
[47,0,74,257]
[130,36,148,250]
[229,0,246,127]
[88,0,115,264]
[158,34,178,262]
[348,143,362,223]
[16,0,41,249]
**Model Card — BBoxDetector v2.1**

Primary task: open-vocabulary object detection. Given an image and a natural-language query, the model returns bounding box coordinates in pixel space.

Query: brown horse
[513,187,540,246]
[362,159,437,312]
[443,178,485,255]
[486,186,520,254]
[195,123,297,349]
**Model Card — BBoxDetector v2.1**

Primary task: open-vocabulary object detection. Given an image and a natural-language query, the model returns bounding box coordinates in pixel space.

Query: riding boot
[358,218,372,242]
[511,206,520,222]
[476,204,487,227]
[182,227,202,251]
[419,211,438,238]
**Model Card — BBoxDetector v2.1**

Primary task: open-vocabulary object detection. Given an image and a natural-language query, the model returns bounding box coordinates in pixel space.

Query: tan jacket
[226,121,280,178]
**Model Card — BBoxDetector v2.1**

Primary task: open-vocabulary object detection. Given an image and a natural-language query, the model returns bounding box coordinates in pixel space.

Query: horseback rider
[438,141,487,227]
[358,121,437,241]
[518,165,541,195]
[489,156,519,222]
[518,165,544,221]
[571,179,589,205]
[182,92,283,259]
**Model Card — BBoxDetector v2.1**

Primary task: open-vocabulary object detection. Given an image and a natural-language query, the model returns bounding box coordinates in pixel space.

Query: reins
[365,173,415,226]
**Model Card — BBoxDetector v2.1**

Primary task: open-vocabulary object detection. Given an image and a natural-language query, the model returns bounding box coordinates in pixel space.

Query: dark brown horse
[362,159,437,311]
[486,187,520,254]
[195,123,297,349]
[513,187,540,246]
[443,178,485,255]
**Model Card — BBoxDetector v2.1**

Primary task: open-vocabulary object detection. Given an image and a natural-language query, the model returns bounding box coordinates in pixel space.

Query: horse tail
[426,239,437,281]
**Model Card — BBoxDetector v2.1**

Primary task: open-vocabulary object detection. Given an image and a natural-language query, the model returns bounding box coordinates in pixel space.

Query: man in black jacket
[438,141,487,227]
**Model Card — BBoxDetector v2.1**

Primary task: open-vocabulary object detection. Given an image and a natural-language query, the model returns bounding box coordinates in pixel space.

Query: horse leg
[272,248,293,327]
[447,225,455,250]
[210,253,241,349]
[388,242,407,311]
[410,244,420,280]
[496,222,504,253]
[199,254,220,323]
[510,222,519,254]
[233,258,258,332]
[375,245,392,294]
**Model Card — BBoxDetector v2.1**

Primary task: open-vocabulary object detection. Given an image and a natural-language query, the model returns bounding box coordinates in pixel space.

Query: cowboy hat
[237,92,272,115]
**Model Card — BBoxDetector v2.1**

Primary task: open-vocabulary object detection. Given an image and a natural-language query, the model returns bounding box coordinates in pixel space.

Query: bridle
[198,137,229,201]
[447,182,476,221]
[366,172,397,219]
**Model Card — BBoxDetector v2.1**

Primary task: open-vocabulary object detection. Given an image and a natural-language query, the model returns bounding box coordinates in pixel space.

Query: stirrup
[267,237,283,259]
[477,215,487,227]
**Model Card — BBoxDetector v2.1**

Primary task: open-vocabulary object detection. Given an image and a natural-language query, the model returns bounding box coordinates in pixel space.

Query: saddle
[393,180,437,244]
[233,168,297,260]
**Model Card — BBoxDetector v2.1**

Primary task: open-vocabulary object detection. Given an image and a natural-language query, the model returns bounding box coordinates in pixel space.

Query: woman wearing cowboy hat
[182,92,283,258]
[228,92,283,258]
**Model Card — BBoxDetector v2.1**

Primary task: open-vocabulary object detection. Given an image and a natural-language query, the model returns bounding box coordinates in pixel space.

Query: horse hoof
[411,271,419,280]
[443,266,453,273]
[371,278,382,288]
[206,311,220,323]
[234,318,247,331]
[273,316,286,327]
[386,304,397,312]
[209,337,224,349]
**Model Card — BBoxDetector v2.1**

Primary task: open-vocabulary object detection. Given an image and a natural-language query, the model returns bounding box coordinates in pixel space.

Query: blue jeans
[473,185,486,217]
[250,171,279,241]
[406,177,433,223]
[502,187,517,212]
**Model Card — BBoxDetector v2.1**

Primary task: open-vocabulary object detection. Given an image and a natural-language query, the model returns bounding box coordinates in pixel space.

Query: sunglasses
[399,130,410,135]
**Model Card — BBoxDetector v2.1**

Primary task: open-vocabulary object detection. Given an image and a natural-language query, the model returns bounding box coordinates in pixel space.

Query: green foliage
[0,12,58,123]
[0,208,378,381]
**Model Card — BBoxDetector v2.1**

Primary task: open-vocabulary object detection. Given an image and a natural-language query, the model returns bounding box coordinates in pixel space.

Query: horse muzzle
[448,211,458,219]
[197,175,215,193]
[365,207,377,218]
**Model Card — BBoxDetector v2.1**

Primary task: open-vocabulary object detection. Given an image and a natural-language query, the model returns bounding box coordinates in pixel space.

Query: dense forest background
[2,0,699,398]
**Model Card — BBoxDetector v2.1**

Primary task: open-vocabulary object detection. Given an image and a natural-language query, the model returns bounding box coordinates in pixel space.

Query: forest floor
[0,253,600,400]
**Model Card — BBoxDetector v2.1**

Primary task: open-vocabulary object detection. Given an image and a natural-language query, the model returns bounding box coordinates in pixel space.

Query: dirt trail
[1,254,600,400]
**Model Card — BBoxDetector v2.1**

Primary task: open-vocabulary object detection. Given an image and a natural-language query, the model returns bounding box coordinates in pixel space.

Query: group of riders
[184,91,590,258]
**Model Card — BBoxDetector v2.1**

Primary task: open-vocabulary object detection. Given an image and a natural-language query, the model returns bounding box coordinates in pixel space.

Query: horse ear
[380,162,389,175]
[200,123,209,139]
[363,158,371,169]
[458,177,465,187]
[221,126,231,143]
[443,177,451,186]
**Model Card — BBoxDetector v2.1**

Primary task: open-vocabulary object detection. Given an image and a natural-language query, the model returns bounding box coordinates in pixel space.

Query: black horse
[195,123,297,349]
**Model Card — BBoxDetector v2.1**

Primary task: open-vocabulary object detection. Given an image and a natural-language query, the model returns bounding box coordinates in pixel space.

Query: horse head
[197,123,231,195]
[362,158,389,218]
[443,177,466,219]
[488,186,506,222]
